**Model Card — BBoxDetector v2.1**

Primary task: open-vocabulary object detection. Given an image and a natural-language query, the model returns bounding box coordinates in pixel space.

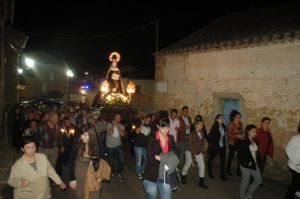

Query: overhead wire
[26,20,158,40]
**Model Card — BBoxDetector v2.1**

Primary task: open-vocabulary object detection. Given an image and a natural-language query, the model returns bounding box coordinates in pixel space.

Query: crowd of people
[2,103,300,199]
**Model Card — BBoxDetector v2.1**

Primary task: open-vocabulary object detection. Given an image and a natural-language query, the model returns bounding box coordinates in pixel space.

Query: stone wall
[154,41,300,181]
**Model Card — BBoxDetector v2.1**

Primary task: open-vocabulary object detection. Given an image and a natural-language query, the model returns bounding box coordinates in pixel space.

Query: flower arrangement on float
[105,93,129,105]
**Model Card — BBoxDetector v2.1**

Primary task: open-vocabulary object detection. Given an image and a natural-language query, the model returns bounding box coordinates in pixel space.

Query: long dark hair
[212,114,225,129]
[78,124,98,158]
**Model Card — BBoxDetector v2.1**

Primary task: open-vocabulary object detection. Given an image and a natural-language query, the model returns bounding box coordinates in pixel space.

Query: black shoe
[208,172,215,178]
[181,175,187,184]
[221,176,228,181]
[198,178,209,189]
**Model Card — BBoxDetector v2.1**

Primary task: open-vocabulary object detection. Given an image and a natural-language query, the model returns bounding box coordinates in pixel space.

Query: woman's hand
[21,179,29,187]
[155,155,160,161]
[59,182,66,190]
[69,180,77,190]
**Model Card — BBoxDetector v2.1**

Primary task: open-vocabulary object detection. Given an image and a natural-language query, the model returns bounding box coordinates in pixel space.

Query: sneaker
[117,173,125,182]
[295,192,300,198]
[172,186,179,192]
[136,173,143,180]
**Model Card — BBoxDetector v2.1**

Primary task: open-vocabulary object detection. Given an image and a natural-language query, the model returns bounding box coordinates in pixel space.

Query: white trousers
[182,151,205,178]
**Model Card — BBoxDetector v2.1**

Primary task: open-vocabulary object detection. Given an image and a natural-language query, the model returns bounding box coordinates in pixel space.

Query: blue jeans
[107,145,124,174]
[143,180,171,199]
[134,146,147,174]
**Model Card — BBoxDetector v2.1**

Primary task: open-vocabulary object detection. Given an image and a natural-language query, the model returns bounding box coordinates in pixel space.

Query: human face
[170,112,177,119]
[81,132,90,144]
[144,117,151,125]
[158,126,169,136]
[196,122,204,131]
[248,128,257,139]
[234,114,241,123]
[182,108,189,117]
[64,119,71,127]
[22,142,36,157]
[261,120,270,130]
[217,115,224,125]
[114,115,121,123]
[49,114,58,125]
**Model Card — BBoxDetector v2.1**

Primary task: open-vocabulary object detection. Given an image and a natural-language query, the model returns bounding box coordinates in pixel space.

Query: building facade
[154,5,300,180]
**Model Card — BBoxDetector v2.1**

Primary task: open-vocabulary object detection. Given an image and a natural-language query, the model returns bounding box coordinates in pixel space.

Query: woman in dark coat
[207,114,228,180]
[143,117,176,199]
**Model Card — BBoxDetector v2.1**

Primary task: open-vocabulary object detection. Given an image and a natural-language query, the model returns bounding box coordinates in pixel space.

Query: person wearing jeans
[106,114,125,181]
[107,146,124,176]
[237,124,262,199]
[143,179,171,199]
[134,115,151,179]
[143,117,176,199]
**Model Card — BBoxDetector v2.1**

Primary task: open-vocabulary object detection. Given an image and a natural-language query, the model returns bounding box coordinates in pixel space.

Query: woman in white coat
[8,136,66,199]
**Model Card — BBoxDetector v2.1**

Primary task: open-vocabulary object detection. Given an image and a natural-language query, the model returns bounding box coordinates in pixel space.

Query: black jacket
[143,133,176,182]
[236,137,261,170]
[208,124,226,152]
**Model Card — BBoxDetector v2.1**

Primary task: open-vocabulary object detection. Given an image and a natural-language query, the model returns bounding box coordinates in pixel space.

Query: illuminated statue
[106,52,125,94]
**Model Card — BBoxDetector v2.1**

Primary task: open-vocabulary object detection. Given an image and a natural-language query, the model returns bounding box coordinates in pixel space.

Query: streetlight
[17,68,23,74]
[25,57,34,68]
[85,72,88,75]
[66,70,74,78]
[66,69,74,100]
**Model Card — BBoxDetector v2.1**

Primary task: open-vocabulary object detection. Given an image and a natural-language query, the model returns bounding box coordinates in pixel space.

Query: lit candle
[60,128,65,134]
[69,129,75,136]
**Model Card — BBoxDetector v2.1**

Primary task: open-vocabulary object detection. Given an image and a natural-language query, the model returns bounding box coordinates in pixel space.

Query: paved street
[0,140,289,199]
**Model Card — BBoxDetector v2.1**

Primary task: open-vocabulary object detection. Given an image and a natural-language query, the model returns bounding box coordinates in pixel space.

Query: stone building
[154,5,300,180]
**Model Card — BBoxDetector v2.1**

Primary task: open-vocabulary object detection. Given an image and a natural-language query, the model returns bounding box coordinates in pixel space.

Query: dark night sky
[13,0,299,79]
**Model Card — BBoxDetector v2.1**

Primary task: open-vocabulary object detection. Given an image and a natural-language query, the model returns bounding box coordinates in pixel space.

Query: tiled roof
[158,4,300,55]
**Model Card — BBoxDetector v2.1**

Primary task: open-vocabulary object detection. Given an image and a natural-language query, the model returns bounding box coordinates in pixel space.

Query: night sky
[13,0,298,79]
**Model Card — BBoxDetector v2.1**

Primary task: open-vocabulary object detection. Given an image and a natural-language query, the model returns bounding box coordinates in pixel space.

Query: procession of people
[3,102,300,199]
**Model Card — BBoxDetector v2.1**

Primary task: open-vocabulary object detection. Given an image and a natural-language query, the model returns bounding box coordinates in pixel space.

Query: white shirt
[286,134,300,173]
[182,116,190,135]
[249,143,258,163]
[169,117,179,142]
